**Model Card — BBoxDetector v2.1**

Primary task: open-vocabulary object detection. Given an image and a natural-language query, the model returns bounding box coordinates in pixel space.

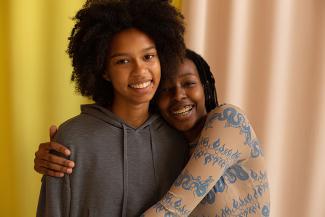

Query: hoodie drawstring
[121,125,128,217]
[149,126,160,201]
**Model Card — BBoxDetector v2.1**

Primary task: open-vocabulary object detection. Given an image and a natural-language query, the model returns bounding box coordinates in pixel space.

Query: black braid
[185,49,219,112]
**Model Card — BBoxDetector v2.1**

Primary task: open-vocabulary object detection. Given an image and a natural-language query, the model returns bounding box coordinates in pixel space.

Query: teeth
[130,81,151,89]
[172,105,193,115]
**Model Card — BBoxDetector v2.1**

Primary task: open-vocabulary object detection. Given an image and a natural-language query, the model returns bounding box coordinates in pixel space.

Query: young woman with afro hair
[36,0,188,216]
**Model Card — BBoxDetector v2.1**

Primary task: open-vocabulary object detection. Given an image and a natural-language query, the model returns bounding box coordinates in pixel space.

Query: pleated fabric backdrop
[0,1,90,216]
[1,0,324,217]
[181,0,325,217]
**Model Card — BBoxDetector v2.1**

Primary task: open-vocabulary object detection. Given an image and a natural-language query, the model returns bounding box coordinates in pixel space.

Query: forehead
[163,58,200,83]
[109,28,155,53]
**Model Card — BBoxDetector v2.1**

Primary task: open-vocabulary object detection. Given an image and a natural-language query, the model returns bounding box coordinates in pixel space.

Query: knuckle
[59,166,66,172]
[45,161,50,169]
[48,155,53,162]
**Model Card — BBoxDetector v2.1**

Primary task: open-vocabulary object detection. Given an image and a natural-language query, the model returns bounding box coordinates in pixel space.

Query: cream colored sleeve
[142,105,253,217]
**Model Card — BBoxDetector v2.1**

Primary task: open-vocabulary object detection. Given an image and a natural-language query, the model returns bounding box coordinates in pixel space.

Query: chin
[172,121,194,132]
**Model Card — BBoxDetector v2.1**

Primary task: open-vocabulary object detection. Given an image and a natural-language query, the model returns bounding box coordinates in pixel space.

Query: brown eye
[116,59,129,64]
[144,54,155,61]
[183,81,196,87]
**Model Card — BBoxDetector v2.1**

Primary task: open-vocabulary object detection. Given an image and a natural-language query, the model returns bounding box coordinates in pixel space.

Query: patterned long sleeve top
[142,104,270,217]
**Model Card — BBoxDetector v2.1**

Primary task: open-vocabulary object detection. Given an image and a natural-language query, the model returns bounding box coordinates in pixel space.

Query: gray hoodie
[37,104,188,217]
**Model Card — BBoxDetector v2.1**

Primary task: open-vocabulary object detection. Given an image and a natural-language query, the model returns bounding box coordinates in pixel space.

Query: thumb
[49,125,58,141]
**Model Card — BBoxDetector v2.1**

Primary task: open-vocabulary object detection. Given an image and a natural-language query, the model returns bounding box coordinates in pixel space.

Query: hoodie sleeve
[142,105,256,217]
[36,174,71,217]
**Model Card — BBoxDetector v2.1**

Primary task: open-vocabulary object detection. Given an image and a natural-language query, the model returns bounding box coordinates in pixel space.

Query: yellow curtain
[0,1,182,217]
[0,1,90,216]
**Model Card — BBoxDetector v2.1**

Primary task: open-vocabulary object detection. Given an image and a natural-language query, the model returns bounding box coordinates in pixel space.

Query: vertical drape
[182,0,325,216]
[0,1,89,216]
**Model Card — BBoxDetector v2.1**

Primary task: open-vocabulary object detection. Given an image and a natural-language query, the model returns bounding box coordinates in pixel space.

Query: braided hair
[185,49,219,112]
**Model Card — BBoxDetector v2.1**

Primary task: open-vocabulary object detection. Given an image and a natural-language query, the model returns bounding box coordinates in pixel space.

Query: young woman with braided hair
[142,49,270,216]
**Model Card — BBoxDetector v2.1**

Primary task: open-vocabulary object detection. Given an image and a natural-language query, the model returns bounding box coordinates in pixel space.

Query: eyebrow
[109,46,156,59]
[178,71,197,77]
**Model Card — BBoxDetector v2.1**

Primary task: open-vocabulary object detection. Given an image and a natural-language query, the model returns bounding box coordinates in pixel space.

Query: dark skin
[34,126,74,177]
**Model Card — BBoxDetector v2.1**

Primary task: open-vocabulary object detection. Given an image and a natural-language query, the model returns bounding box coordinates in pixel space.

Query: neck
[110,99,150,128]
[183,116,207,142]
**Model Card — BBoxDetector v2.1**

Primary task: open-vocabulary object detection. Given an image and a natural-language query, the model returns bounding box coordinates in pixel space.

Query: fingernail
[65,150,71,155]
[67,168,72,174]
[69,162,75,167]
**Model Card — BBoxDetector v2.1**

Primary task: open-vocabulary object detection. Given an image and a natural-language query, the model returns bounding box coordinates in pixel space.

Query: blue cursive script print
[204,106,263,158]
[192,137,241,169]
[154,192,191,217]
[173,170,215,197]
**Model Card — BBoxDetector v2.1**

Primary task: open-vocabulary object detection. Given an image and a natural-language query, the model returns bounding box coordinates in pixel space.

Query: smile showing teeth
[129,81,151,89]
[172,105,193,115]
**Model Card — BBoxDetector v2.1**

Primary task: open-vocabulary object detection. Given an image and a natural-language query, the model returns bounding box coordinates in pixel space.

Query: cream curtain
[181,0,325,217]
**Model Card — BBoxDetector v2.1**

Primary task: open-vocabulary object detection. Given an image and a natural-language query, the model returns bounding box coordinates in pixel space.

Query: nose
[173,85,186,101]
[133,59,148,75]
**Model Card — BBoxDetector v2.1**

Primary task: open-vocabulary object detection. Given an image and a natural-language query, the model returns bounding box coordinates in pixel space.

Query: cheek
[108,67,127,83]
[193,87,206,111]
[152,62,161,81]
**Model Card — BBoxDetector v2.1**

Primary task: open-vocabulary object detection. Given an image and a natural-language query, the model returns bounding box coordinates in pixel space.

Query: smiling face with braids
[157,49,218,141]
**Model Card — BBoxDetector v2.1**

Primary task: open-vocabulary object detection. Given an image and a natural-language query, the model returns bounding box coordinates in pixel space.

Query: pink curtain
[181,0,325,216]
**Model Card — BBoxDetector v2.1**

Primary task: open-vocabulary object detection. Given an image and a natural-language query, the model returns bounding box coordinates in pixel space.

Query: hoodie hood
[81,104,160,131]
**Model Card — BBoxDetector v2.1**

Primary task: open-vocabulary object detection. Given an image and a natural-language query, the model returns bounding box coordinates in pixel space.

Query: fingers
[39,141,71,157]
[35,157,73,174]
[35,165,64,177]
[34,156,65,177]
[35,147,74,168]
[48,125,71,156]
[49,125,58,141]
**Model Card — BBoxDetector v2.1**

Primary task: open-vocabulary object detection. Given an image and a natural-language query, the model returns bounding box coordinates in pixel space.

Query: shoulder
[58,114,93,133]
[209,103,245,116]
[54,113,105,144]
[206,104,264,158]
[205,104,250,128]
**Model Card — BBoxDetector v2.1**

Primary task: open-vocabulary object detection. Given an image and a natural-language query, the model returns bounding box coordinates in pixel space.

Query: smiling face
[105,28,161,108]
[157,58,207,135]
